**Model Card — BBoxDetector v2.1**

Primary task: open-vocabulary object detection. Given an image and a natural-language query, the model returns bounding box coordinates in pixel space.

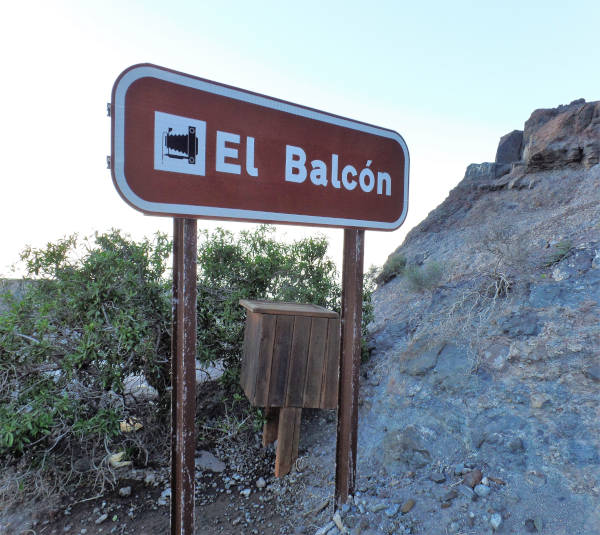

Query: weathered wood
[253,314,276,407]
[240,299,337,318]
[240,311,261,401]
[335,229,364,507]
[274,407,302,477]
[320,318,341,409]
[302,317,328,408]
[262,407,279,446]
[239,299,340,411]
[285,316,311,407]
[268,315,294,407]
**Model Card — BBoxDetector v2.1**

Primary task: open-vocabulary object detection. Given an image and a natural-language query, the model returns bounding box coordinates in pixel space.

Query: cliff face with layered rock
[356,99,600,534]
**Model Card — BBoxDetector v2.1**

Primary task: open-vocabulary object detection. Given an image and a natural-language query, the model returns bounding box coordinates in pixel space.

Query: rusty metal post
[171,218,197,535]
[170,219,181,534]
[335,228,364,508]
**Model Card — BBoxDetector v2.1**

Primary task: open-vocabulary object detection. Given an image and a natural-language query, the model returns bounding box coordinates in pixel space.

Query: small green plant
[543,239,573,267]
[361,268,376,362]
[376,253,407,284]
[405,261,443,292]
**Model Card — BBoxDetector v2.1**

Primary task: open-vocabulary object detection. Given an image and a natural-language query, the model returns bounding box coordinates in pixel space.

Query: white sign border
[112,64,410,230]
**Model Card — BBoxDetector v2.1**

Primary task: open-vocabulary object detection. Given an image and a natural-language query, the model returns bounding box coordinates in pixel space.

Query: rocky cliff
[357,98,600,533]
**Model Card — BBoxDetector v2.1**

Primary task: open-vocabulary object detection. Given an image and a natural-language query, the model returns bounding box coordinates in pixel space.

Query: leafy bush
[1,226,373,500]
[405,261,443,292]
[0,231,171,472]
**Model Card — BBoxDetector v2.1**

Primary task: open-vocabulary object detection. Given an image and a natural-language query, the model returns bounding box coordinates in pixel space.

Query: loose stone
[333,511,346,532]
[118,486,132,497]
[442,489,458,502]
[368,502,388,513]
[525,518,538,532]
[429,472,446,483]
[315,521,335,535]
[458,486,475,499]
[490,513,502,530]
[95,514,108,525]
[255,477,266,489]
[463,469,483,488]
[474,484,491,498]
[400,499,416,514]
[385,503,400,517]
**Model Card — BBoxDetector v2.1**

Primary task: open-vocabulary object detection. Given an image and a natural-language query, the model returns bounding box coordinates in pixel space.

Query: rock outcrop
[362,99,600,534]
[523,99,600,170]
[429,99,600,196]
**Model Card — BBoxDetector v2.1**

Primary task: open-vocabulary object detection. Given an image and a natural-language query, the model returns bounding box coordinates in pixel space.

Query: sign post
[170,218,197,535]
[336,229,365,506]
[111,63,409,532]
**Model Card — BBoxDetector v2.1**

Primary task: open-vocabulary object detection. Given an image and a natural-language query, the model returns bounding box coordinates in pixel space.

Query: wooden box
[239,299,340,410]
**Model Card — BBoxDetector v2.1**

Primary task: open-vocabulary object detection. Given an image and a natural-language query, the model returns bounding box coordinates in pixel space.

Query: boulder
[495,130,523,164]
[397,338,443,376]
[464,162,497,182]
[382,425,432,469]
[123,374,159,401]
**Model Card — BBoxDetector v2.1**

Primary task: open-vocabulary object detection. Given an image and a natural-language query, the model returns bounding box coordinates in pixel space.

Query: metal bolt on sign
[110,63,409,533]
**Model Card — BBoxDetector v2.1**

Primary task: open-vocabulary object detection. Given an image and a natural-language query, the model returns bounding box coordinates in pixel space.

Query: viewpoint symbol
[154,111,206,176]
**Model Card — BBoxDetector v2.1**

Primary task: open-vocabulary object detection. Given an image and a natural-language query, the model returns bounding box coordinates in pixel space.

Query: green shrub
[543,239,573,267]
[1,226,373,498]
[0,230,171,461]
[405,261,443,292]
[196,226,342,378]
[376,253,406,285]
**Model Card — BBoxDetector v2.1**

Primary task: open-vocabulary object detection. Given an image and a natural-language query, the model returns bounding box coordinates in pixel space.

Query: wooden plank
[267,315,294,407]
[253,314,276,407]
[320,318,341,409]
[290,407,302,474]
[240,311,260,402]
[240,299,338,318]
[262,407,279,447]
[274,407,302,477]
[302,317,328,408]
[285,315,311,407]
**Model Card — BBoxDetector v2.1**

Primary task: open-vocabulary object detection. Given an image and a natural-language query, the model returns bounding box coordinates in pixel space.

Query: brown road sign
[111,64,409,230]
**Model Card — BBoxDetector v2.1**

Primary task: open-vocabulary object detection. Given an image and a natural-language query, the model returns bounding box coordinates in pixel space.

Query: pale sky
[1,1,599,276]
